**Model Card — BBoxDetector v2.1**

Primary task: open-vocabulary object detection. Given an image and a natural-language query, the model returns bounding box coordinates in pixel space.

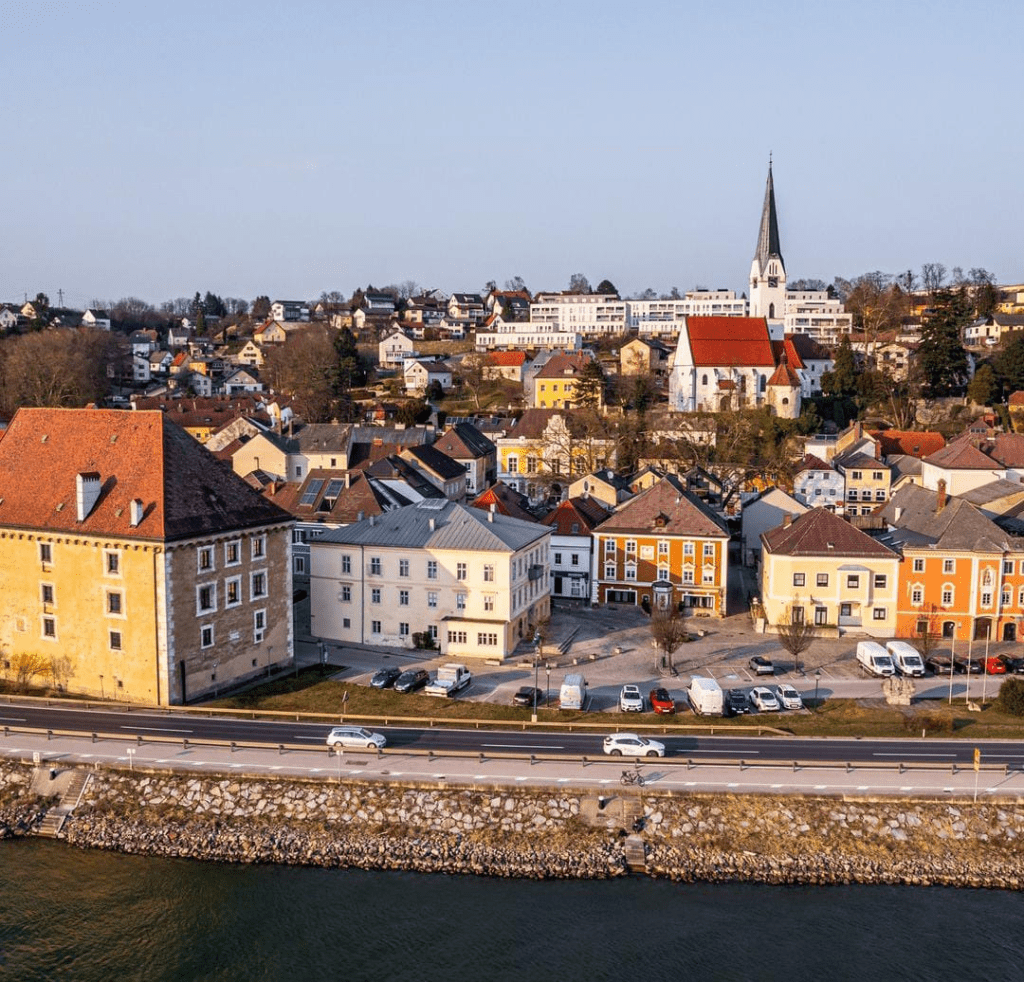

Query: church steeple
[749,158,786,321]
[753,159,784,276]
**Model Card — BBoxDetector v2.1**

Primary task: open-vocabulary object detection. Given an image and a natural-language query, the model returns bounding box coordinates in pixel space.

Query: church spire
[753,160,784,276]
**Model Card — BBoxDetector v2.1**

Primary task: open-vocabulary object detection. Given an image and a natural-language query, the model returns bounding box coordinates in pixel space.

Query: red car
[983,656,1007,675]
[649,687,676,715]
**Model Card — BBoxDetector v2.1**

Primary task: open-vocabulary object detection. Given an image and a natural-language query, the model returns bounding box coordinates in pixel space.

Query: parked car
[603,733,665,757]
[959,657,984,675]
[724,689,749,716]
[393,668,430,693]
[981,656,1007,675]
[998,655,1024,674]
[325,726,386,750]
[775,683,803,711]
[370,666,402,689]
[649,687,676,715]
[512,686,544,707]
[925,655,957,675]
[749,686,780,712]
[619,684,645,712]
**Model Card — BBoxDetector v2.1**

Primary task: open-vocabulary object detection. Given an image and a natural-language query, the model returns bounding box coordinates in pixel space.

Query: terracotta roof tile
[597,476,729,537]
[761,507,896,558]
[686,317,775,368]
[869,429,945,459]
[488,351,527,367]
[541,496,608,535]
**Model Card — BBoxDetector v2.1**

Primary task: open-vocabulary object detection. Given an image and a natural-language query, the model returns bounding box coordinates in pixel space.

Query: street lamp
[546,666,551,707]
[813,670,821,709]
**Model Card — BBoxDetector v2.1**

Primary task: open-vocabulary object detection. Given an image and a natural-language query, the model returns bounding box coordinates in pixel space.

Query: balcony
[528,564,544,581]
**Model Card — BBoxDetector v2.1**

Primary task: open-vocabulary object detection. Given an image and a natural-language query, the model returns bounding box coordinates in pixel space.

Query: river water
[1,839,1022,982]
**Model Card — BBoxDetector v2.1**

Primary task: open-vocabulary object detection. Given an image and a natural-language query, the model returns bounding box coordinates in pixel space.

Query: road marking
[122,725,192,734]
[481,743,564,749]
[0,716,26,722]
[691,749,760,755]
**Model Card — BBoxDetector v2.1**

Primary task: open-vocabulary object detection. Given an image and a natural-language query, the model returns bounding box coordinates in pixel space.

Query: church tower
[749,161,786,321]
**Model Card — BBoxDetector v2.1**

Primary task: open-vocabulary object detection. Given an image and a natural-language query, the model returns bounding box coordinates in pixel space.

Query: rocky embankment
[4,761,1024,888]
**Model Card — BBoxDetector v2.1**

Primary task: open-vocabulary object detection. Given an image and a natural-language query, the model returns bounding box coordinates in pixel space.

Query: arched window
[701,374,708,386]
[768,303,775,318]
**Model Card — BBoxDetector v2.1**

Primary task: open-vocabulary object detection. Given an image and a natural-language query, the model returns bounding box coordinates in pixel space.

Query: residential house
[400,444,468,501]
[486,290,531,321]
[919,439,1004,497]
[533,352,602,409]
[792,453,845,513]
[591,475,730,615]
[620,337,671,376]
[470,482,536,523]
[148,350,173,376]
[447,293,486,323]
[237,340,264,368]
[404,358,452,394]
[475,316,581,353]
[484,350,528,383]
[433,423,497,496]
[254,320,288,346]
[82,309,112,330]
[869,429,945,461]
[541,496,609,601]
[0,408,293,705]
[270,300,310,323]
[568,469,633,510]
[346,425,434,471]
[741,487,808,567]
[378,330,415,369]
[309,499,552,659]
[835,452,891,517]
[530,293,627,336]
[760,507,900,637]
[0,306,20,331]
[221,368,263,395]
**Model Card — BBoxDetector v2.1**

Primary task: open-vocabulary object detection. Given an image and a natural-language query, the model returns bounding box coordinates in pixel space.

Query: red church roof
[686,317,775,368]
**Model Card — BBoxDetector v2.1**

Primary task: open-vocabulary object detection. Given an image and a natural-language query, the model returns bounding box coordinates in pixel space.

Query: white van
[886,640,925,677]
[686,676,724,716]
[558,673,588,711]
[856,641,895,677]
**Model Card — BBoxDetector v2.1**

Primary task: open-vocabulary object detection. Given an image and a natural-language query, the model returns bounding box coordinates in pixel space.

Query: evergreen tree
[916,288,971,397]
[996,334,1024,395]
[821,335,857,398]
[574,359,606,409]
[967,363,998,406]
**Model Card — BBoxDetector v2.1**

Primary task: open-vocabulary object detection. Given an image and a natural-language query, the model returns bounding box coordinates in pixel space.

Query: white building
[626,292,748,337]
[308,499,552,660]
[530,293,627,336]
[378,330,415,369]
[783,291,852,345]
[474,315,582,352]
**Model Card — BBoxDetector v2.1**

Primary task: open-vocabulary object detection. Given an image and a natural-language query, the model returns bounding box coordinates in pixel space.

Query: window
[508,455,519,474]
[399,622,410,637]
[911,586,923,605]
[1005,560,1014,575]
[793,573,805,587]
[484,594,495,611]
[684,542,694,557]
[554,552,562,565]
[571,553,580,566]
[106,592,122,615]
[448,630,467,644]
[816,573,829,587]
[105,550,120,575]
[943,558,955,574]
[625,540,637,556]
[872,471,883,481]
[526,456,537,474]
[341,585,351,602]
[197,584,216,614]
[815,607,828,625]
[1003,589,1011,607]
[682,568,694,584]
[658,540,669,556]
[427,591,438,609]
[40,543,52,565]
[42,616,56,639]
[875,490,886,501]
[484,565,494,582]
[427,560,438,580]
[294,556,306,574]
[198,546,214,572]
[225,540,240,566]
[456,593,466,610]
[457,562,467,581]
[343,618,351,629]
[109,630,122,651]
[703,542,715,558]
[250,571,267,600]
[604,564,616,579]
[477,632,498,646]
[370,557,382,576]
[371,588,381,604]
[399,559,409,578]
[840,603,852,617]
[873,574,887,589]
[847,574,860,589]
[41,583,54,605]
[860,489,872,501]
[624,564,637,581]
[913,558,925,573]
[791,606,804,624]
[399,590,409,606]
[371,620,382,634]
[201,625,214,649]
[873,607,887,621]
[851,470,862,480]
[251,535,266,560]
[982,592,992,607]
[847,490,858,501]
[226,576,241,607]
[342,554,352,575]
[605,539,616,556]
[941,586,953,606]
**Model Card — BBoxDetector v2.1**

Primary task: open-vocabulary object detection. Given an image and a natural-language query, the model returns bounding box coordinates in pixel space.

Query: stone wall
[3,761,1024,888]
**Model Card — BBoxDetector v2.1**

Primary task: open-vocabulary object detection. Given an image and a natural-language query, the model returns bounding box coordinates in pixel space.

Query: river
[1,839,1021,981]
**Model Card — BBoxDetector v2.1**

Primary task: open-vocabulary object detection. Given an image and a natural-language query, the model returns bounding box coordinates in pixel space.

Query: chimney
[490,503,496,514]
[357,510,364,522]
[429,517,436,531]
[488,508,495,522]
[75,472,101,522]
[129,498,144,527]
[369,514,376,526]
[783,512,793,528]
[937,479,947,512]
[344,473,351,489]
[894,505,902,522]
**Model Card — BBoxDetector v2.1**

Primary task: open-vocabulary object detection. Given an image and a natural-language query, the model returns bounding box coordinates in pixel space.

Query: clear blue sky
[3,0,1021,308]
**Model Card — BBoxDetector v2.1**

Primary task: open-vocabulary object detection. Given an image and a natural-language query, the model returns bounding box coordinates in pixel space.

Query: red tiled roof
[869,429,945,459]
[471,483,536,523]
[987,433,1024,468]
[597,477,729,537]
[761,507,897,558]
[488,350,526,367]
[717,379,736,390]
[767,361,800,387]
[541,497,608,536]
[686,317,775,368]
[1009,391,1024,407]
[534,353,593,379]
[794,453,833,475]
[0,408,289,541]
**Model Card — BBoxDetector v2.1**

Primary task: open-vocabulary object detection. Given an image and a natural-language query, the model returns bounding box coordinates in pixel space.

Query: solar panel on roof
[323,479,345,499]
[299,479,324,506]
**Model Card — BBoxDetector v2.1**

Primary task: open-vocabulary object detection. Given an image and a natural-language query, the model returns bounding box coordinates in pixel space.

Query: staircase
[36,769,91,839]
[623,835,648,872]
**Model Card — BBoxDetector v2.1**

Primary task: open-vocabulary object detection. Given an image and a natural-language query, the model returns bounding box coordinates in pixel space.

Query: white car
[749,687,780,712]
[775,683,803,711]
[603,733,665,757]
[325,726,387,750]
[619,684,645,712]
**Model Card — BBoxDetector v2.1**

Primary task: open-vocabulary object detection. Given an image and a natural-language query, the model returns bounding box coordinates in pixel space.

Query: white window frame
[253,608,266,643]
[196,582,217,615]
[197,545,215,574]
[200,624,215,649]
[224,540,241,567]
[104,549,121,576]
[250,570,268,601]
[251,534,266,561]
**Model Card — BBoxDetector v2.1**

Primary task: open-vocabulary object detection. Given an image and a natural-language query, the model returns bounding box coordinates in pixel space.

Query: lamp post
[213,661,219,699]
[982,628,991,705]
[813,670,821,710]
[948,630,956,705]
[546,666,551,707]
[531,632,541,723]
[99,674,104,699]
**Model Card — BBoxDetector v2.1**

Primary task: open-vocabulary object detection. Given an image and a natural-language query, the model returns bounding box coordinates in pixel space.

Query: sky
[2,0,1022,309]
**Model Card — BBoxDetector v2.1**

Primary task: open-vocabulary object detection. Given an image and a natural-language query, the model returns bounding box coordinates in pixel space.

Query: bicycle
[620,768,645,787]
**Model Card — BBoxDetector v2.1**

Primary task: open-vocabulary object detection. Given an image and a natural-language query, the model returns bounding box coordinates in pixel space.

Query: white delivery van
[686,676,724,716]
[558,673,588,711]
[856,641,896,677]
[886,640,925,677]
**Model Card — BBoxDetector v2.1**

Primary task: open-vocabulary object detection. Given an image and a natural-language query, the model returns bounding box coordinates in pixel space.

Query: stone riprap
[3,761,1024,888]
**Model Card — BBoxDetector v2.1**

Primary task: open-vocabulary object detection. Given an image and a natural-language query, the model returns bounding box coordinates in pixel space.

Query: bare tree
[12,651,48,692]
[48,654,75,693]
[912,608,941,660]
[920,262,947,295]
[775,605,817,674]
[650,604,688,674]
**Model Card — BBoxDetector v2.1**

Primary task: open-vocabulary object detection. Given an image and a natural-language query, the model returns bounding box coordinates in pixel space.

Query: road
[2,699,1022,767]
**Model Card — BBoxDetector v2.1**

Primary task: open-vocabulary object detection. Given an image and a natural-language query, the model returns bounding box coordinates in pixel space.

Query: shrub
[996,677,1024,716]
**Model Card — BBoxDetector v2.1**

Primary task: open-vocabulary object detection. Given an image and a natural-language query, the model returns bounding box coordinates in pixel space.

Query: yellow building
[533,353,604,409]
[0,408,294,705]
